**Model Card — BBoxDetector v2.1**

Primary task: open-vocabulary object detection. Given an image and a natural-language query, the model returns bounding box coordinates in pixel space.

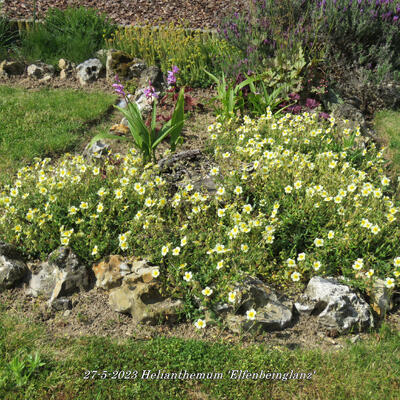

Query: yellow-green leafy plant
[107,21,242,88]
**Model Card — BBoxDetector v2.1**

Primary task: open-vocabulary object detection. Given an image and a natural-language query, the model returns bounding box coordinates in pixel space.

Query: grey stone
[138,65,164,90]
[27,62,55,79]
[133,88,157,116]
[0,242,29,292]
[28,247,90,304]
[83,139,110,159]
[222,276,294,333]
[295,276,374,333]
[51,297,72,311]
[368,278,393,318]
[76,58,104,86]
[0,60,25,76]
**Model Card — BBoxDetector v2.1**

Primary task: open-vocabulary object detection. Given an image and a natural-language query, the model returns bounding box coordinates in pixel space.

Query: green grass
[0,86,116,185]
[374,109,400,173]
[0,307,399,400]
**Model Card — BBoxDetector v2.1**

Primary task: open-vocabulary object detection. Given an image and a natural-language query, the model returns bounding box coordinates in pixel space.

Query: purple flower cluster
[143,81,159,100]
[167,65,179,86]
[112,75,126,98]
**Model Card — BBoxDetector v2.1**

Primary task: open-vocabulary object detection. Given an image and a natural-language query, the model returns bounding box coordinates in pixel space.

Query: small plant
[8,351,45,388]
[203,69,255,122]
[89,72,185,163]
[19,6,116,65]
[0,15,19,59]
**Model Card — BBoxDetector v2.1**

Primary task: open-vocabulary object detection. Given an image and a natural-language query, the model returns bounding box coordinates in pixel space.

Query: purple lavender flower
[143,81,159,100]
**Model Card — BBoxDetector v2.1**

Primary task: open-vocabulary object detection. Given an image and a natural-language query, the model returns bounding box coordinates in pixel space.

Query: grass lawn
[0,306,399,400]
[0,86,116,185]
[374,109,400,173]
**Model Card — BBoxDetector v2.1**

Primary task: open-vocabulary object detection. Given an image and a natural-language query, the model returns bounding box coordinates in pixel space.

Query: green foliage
[1,308,400,399]
[19,7,116,65]
[90,87,186,163]
[203,69,255,122]
[0,16,19,59]
[107,22,242,88]
[318,0,400,83]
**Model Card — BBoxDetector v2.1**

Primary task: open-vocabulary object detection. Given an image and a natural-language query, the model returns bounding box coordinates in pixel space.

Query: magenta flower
[167,65,180,86]
[112,75,126,97]
[143,81,159,100]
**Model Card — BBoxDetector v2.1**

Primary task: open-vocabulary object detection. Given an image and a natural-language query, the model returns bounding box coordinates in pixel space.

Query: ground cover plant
[17,6,116,66]
[1,100,399,321]
[0,86,116,185]
[0,304,399,399]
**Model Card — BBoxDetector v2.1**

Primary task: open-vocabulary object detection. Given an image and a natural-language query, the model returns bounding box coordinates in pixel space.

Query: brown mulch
[2,0,249,30]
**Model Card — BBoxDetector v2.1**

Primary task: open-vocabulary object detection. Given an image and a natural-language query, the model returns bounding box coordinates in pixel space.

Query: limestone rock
[106,50,146,82]
[83,139,110,160]
[109,282,183,325]
[51,297,72,311]
[109,123,130,136]
[222,276,294,333]
[76,58,104,86]
[28,247,90,304]
[27,62,55,79]
[133,88,158,115]
[0,60,25,76]
[367,278,393,318]
[138,65,164,90]
[92,255,131,290]
[58,58,75,80]
[108,259,182,324]
[295,276,374,333]
[0,242,29,292]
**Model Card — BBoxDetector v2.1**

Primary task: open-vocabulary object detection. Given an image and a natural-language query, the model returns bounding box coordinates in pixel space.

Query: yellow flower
[384,277,395,288]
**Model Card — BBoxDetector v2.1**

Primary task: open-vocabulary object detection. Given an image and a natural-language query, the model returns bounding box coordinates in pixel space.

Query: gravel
[2,0,249,31]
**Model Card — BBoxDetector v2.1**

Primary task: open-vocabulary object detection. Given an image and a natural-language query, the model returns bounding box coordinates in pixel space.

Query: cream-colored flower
[195,319,206,329]
[202,287,213,296]
[246,309,256,320]
[291,271,301,282]
[183,271,193,282]
[228,291,236,303]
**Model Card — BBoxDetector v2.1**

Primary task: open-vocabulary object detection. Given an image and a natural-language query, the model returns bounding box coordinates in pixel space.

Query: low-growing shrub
[19,7,116,66]
[317,0,400,84]
[1,110,399,320]
[107,21,242,88]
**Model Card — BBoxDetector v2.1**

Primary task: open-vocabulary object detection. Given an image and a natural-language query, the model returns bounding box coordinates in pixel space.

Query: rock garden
[1,1,400,399]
